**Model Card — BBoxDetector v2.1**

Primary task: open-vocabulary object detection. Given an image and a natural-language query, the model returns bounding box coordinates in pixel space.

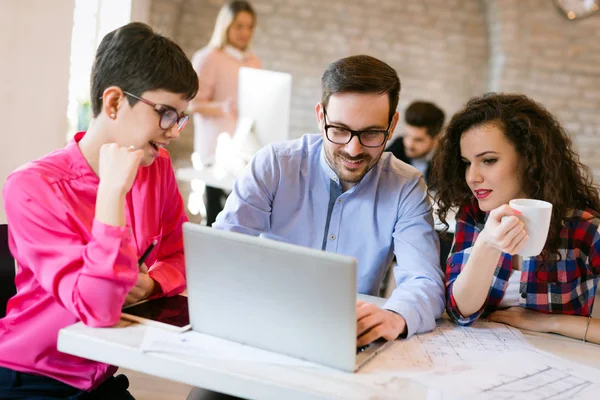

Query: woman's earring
[110,113,116,119]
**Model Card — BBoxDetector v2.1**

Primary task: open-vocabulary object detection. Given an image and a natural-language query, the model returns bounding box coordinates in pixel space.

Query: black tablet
[121,294,191,332]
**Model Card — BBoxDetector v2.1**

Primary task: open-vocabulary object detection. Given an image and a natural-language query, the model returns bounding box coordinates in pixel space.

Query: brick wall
[484,0,600,177]
[147,0,600,217]
[150,0,488,168]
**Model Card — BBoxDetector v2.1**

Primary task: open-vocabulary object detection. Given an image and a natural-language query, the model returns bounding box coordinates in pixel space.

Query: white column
[0,0,75,223]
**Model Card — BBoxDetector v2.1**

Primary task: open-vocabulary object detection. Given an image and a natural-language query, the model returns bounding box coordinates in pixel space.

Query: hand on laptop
[124,263,156,306]
[356,300,407,347]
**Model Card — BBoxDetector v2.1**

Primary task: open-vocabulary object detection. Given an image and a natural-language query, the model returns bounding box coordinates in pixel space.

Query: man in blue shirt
[213,55,444,346]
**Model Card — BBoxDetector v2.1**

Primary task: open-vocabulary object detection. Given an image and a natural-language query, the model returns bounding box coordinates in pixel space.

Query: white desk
[58,295,427,400]
[58,295,600,400]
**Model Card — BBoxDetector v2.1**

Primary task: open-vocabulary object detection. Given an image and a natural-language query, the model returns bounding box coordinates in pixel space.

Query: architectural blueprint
[139,317,600,399]
[411,349,600,400]
[361,318,532,373]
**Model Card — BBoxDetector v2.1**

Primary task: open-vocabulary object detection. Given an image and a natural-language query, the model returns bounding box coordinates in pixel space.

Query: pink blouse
[0,132,187,390]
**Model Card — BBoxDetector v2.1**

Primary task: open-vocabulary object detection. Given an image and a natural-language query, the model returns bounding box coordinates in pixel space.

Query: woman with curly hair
[431,92,600,344]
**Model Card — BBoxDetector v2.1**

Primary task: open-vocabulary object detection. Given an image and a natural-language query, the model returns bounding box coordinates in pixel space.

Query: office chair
[186,388,244,400]
[0,224,16,318]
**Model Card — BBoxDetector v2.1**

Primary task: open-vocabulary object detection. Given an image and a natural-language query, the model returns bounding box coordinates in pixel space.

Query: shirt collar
[224,45,251,61]
[66,131,100,183]
[319,143,341,186]
[412,146,436,163]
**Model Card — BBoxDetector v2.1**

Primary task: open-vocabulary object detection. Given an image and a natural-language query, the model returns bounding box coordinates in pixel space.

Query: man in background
[386,101,445,184]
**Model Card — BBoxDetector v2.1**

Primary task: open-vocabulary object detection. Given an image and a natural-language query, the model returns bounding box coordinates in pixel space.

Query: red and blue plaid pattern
[446,199,600,325]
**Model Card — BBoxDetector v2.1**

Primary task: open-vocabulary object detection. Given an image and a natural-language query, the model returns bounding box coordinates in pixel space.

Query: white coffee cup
[508,199,553,257]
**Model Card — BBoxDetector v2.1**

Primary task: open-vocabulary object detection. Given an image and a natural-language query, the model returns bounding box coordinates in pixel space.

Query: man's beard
[331,149,374,183]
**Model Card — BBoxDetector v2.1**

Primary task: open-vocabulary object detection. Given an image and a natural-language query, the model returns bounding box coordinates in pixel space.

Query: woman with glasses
[431,93,599,345]
[0,23,198,398]
[189,0,262,226]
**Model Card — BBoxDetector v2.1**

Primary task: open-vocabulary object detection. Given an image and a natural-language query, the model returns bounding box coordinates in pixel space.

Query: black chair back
[0,224,16,318]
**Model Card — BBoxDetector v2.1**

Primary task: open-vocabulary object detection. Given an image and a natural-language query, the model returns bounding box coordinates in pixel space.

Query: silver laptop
[182,222,393,372]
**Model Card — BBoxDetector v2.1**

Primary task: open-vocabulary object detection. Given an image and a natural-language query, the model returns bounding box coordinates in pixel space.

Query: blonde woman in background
[190,0,261,226]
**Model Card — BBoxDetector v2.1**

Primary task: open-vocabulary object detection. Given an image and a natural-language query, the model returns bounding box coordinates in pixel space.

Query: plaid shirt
[446,199,600,325]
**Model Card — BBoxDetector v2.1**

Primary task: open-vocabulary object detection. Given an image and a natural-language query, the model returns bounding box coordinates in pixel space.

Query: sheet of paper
[361,319,533,373]
[411,348,600,400]
[140,327,322,368]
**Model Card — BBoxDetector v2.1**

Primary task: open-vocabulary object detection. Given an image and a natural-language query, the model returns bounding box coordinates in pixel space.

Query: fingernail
[512,208,522,215]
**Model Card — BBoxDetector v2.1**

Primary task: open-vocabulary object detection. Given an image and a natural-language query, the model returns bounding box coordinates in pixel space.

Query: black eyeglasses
[322,108,390,148]
[123,91,189,131]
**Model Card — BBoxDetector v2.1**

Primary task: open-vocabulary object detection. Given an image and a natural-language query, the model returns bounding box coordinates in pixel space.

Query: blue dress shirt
[213,134,445,337]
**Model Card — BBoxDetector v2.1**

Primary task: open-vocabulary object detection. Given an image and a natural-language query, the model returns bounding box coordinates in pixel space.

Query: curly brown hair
[431,93,600,258]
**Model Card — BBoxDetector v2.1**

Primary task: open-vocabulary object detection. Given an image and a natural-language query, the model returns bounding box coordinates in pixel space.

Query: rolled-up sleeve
[4,173,138,327]
[385,175,445,338]
[445,203,510,326]
[213,145,280,235]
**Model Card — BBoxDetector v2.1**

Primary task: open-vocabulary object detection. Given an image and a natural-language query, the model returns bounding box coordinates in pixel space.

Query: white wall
[0,0,74,223]
[131,0,152,23]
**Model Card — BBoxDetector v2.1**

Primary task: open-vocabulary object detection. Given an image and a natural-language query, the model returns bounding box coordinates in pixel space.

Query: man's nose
[344,135,363,156]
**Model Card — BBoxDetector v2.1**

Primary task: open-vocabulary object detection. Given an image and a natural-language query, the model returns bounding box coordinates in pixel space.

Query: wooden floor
[123,368,194,400]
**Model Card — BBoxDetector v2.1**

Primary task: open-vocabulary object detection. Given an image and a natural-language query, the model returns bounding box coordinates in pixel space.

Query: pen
[138,240,158,268]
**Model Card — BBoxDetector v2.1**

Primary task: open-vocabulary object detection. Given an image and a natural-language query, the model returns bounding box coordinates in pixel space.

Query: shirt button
[521,293,527,299]
[337,198,343,204]
[330,234,336,240]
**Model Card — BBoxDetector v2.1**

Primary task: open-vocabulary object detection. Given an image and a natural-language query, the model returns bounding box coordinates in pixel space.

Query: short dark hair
[432,92,600,259]
[321,55,401,122]
[91,22,199,117]
[405,101,445,138]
